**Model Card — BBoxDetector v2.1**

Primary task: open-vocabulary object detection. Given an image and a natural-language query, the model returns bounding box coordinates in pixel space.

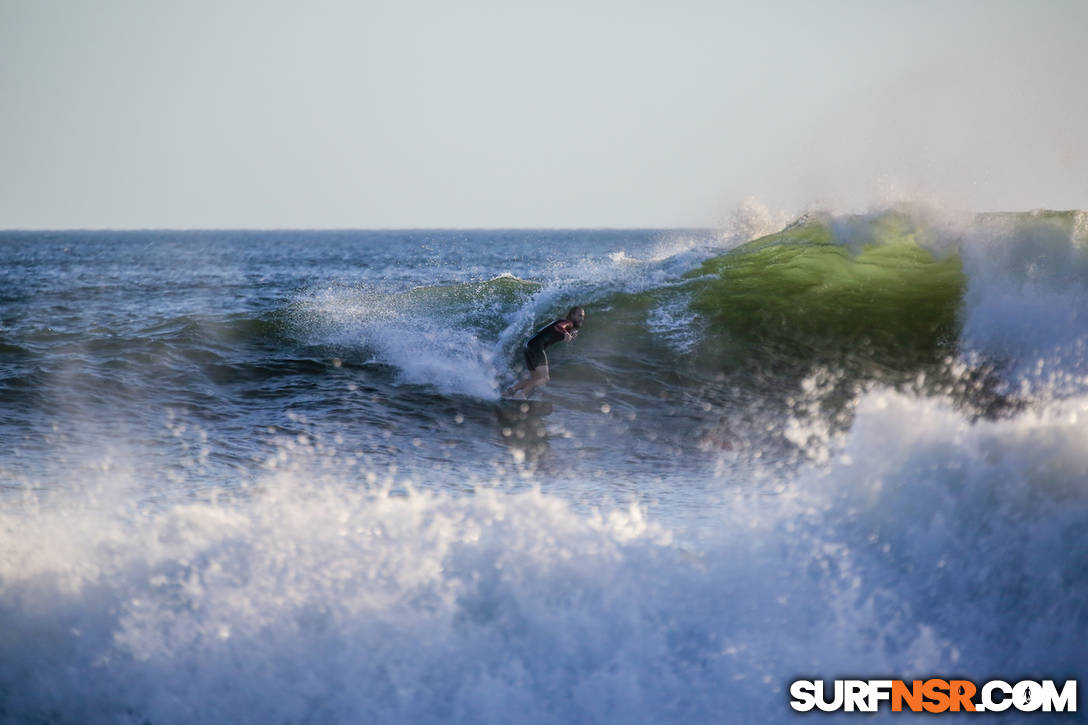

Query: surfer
[503,306,585,400]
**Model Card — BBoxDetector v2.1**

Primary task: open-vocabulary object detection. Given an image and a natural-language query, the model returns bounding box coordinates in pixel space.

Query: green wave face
[685,212,967,368]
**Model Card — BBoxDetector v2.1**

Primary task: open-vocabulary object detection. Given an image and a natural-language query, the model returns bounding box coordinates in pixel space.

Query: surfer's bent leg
[504,344,549,399]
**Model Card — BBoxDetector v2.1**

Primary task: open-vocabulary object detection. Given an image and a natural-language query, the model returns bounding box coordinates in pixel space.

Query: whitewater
[1,206,1086,723]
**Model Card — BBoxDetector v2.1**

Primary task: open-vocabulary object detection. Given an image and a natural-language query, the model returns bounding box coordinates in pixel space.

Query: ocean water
[1,208,1086,723]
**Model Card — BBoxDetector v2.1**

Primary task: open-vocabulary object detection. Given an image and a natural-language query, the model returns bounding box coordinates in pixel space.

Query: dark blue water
[1,229,719,498]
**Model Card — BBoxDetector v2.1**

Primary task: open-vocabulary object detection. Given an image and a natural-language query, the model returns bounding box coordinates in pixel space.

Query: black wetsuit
[524,319,575,371]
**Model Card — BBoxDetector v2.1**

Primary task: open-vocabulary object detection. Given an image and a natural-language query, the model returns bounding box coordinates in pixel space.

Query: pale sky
[2,0,1086,228]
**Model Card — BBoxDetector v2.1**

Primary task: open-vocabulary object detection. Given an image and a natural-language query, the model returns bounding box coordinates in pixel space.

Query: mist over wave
[958,211,1088,393]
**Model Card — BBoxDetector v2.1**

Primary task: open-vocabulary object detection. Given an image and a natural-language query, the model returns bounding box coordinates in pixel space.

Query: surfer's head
[567,306,585,329]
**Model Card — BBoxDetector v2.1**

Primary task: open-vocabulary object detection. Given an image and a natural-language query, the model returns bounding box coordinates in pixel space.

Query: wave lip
[287,276,545,400]
[686,211,966,367]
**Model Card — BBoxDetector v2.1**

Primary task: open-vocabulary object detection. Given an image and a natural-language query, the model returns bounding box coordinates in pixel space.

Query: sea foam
[2,385,1085,723]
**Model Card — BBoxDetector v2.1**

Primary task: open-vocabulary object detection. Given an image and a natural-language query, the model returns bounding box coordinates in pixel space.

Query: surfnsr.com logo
[789,679,1077,714]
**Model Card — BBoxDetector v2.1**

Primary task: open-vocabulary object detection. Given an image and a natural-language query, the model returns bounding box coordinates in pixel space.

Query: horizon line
[0,225,717,233]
